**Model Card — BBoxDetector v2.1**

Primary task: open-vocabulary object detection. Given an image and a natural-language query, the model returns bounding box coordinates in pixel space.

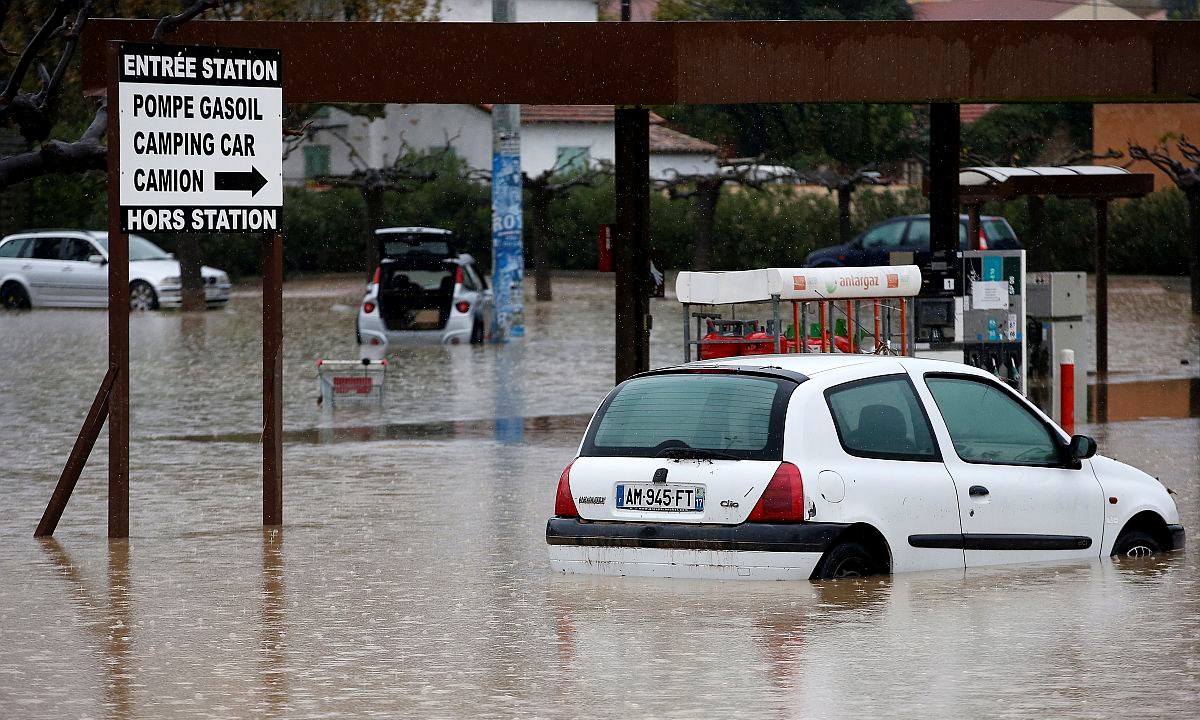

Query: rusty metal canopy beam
[83,20,1200,104]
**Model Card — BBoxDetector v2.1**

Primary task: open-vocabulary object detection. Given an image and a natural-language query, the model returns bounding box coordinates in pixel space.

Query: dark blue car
[804,214,1021,267]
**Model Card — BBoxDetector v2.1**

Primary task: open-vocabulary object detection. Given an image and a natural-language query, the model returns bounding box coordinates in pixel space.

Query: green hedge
[1,170,1192,278]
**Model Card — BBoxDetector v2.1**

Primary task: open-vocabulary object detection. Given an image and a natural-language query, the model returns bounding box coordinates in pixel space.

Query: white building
[283,104,718,183]
[282,0,719,184]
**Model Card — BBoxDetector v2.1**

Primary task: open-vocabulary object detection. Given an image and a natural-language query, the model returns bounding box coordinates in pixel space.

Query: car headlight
[162,276,180,285]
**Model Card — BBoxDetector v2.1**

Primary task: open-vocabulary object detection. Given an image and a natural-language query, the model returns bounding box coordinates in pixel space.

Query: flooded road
[1,273,1197,718]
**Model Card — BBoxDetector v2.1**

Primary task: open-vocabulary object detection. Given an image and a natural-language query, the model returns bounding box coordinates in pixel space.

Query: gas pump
[910,249,1027,395]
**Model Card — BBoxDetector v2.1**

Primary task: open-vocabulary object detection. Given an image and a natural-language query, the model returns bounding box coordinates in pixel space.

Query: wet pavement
[1,273,1197,718]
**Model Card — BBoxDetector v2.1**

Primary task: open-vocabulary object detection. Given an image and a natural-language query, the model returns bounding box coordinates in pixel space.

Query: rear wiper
[654,447,741,461]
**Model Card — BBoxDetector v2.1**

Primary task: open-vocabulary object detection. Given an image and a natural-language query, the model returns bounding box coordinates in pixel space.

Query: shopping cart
[316,358,387,406]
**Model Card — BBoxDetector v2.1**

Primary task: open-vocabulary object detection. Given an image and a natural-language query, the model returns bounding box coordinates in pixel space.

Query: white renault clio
[547,355,1184,580]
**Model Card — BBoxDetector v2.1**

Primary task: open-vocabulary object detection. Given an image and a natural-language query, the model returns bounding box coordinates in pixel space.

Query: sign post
[114,42,284,533]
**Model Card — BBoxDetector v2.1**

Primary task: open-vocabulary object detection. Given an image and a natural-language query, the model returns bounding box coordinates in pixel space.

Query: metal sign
[118,43,282,233]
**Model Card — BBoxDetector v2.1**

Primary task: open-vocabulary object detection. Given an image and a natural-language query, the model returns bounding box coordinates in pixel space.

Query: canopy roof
[957,165,1154,201]
[677,266,923,305]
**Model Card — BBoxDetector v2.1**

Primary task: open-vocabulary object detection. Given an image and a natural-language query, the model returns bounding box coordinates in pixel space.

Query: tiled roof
[914,0,1136,20]
[649,124,718,155]
[960,103,997,124]
[477,104,666,124]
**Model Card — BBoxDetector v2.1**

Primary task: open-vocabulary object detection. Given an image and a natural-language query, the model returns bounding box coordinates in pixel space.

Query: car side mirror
[88,254,107,265]
[1069,435,1097,460]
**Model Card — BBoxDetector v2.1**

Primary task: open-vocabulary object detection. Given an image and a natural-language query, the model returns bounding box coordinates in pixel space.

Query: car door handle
[21,264,32,270]
[969,485,989,497]
[61,266,72,271]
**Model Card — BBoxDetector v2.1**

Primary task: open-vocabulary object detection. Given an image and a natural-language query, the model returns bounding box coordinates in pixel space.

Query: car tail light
[747,462,804,522]
[363,301,376,314]
[979,230,988,250]
[455,300,471,314]
[372,267,380,285]
[455,266,464,285]
[554,459,579,518]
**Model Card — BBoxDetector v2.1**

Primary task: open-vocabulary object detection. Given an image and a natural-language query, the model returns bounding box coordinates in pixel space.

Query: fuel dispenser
[1026,272,1087,425]
[910,249,1027,395]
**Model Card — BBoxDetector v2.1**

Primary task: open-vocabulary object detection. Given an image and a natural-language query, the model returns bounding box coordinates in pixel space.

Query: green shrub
[1109,189,1190,276]
[2,165,1192,278]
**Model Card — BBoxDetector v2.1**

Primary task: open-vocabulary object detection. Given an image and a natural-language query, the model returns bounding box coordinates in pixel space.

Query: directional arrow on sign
[214,166,268,196]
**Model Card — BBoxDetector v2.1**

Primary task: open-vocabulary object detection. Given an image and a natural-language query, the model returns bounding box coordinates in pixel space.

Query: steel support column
[614,107,651,384]
[263,231,284,526]
[1095,199,1109,377]
[929,103,960,255]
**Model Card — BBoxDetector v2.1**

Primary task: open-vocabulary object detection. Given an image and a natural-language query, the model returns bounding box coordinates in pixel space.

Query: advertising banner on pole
[491,136,524,340]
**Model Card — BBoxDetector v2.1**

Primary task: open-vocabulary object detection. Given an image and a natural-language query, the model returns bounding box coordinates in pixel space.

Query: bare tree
[0,0,105,187]
[658,158,793,271]
[1129,138,1200,313]
[802,166,884,246]
[523,161,609,301]
[304,124,454,279]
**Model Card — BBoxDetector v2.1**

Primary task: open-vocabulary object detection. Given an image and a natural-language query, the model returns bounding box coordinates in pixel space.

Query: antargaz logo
[838,275,881,290]
[887,273,899,289]
[792,275,807,291]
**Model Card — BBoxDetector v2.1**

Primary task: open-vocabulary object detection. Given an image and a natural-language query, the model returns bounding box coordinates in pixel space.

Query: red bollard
[1060,349,1075,435]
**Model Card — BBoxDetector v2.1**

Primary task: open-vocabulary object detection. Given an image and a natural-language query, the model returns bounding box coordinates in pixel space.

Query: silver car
[0,230,231,310]
[356,227,492,346]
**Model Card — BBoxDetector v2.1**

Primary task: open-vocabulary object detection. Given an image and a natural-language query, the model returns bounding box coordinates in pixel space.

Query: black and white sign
[118,43,282,233]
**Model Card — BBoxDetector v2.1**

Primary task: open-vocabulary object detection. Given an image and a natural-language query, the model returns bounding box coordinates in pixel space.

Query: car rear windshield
[581,373,794,460]
[378,233,453,259]
[982,219,1020,249]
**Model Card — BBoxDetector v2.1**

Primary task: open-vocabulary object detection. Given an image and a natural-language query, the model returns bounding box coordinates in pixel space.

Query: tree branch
[0,99,107,189]
[1,0,76,105]
[153,0,224,42]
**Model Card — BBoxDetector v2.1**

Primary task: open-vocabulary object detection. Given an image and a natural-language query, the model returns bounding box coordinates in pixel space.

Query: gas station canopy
[957,166,1154,201]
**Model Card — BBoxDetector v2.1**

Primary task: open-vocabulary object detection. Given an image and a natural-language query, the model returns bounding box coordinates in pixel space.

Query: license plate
[614,483,705,512]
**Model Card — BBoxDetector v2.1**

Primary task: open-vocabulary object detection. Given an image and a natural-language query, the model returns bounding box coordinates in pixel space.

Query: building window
[555,146,589,174]
[304,145,331,179]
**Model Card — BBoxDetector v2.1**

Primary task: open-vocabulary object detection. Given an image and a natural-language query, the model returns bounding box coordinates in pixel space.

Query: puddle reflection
[260,529,287,718]
[39,539,132,720]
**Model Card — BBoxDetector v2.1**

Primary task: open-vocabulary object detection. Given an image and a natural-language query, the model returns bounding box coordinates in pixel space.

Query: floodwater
[0,273,1197,719]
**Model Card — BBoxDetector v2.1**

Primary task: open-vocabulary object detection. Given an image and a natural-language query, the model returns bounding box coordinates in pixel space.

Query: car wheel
[470,317,485,344]
[129,281,158,311]
[817,542,884,579]
[1111,530,1162,558]
[1,282,31,310]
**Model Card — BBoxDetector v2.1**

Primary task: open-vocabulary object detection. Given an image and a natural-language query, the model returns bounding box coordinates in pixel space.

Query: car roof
[883,214,1006,223]
[680,353,997,380]
[374,227,452,235]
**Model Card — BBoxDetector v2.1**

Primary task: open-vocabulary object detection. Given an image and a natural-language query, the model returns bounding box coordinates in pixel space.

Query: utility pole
[491,0,524,341]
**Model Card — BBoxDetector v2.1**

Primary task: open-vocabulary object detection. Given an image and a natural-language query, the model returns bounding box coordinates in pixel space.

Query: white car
[356,227,492,346]
[0,230,231,310]
[547,354,1184,580]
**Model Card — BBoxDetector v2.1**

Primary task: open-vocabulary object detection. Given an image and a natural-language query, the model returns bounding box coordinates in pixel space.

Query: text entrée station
[118,43,283,233]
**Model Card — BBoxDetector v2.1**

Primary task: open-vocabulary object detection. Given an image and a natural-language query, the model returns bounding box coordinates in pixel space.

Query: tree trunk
[1026,195,1046,270]
[363,185,384,281]
[1190,188,1200,313]
[692,179,720,271]
[177,235,205,311]
[531,191,552,302]
[837,185,853,245]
